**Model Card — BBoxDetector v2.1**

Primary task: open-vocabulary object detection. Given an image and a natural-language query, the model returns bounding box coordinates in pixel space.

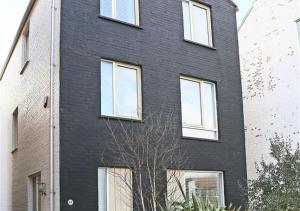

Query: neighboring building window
[101,59,142,120]
[12,107,18,152]
[100,0,139,25]
[28,173,41,211]
[22,24,30,67]
[182,0,213,46]
[98,168,133,211]
[180,76,218,140]
[167,170,225,207]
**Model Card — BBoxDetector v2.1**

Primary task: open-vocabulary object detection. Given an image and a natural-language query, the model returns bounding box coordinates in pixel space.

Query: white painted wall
[0,0,61,210]
[239,0,300,179]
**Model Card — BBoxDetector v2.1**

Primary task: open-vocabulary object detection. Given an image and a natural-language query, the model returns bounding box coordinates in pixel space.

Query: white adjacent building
[239,0,300,179]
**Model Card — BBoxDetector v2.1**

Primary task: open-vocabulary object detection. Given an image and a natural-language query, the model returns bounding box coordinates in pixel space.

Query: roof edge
[227,0,238,8]
[238,1,255,31]
[0,0,36,81]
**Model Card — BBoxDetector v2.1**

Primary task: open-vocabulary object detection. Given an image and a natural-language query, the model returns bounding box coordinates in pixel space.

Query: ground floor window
[167,170,225,207]
[98,167,133,211]
[28,173,41,211]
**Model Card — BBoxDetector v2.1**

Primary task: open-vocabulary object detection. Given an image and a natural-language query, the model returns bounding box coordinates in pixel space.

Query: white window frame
[101,59,142,120]
[28,173,41,211]
[180,76,218,140]
[100,0,140,26]
[22,23,30,67]
[98,167,133,211]
[183,0,213,46]
[167,170,225,207]
[12,107,18,152]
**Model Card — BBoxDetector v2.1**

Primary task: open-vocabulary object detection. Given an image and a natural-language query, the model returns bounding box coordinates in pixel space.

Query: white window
[28,174,41,211]
[180,76,218,140]
[182,0,213,46]
[22,24,29,67]
[100,0,139,25]
[12,107,18,152]
[98,168,133,211]
[101,59,142,120]
[167,170,225,207]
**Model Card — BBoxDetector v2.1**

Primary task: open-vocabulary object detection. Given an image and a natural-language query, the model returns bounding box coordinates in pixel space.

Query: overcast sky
[0,0,253,69]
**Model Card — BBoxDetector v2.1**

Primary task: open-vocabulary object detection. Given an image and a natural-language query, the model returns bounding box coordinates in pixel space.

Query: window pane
[182,1,192,40]
[98,168,107,211]
[116,0,135,24]
[117,66,138,118]
[101,0,112,17]
[101,61,114,116]
[192,5,209,45]
[180,79,201,126]
[185,172,224,207]
[202,82,216,129]
[108,168,132,211]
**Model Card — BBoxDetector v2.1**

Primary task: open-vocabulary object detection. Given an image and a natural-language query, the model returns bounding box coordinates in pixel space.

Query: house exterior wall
[59,0,247,210]
[0,0,61,210]
[239,0,300,179]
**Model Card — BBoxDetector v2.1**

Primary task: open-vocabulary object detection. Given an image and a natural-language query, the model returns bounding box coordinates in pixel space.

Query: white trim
[101,59,142,120]
[183,0,213,46]
[180,76,218,140]
[100,0,140,26]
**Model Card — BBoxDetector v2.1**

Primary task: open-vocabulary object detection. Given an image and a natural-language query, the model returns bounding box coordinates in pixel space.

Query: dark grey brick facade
[59,0,247,210]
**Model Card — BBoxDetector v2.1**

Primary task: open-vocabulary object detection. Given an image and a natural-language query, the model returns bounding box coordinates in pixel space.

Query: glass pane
[180,79,201,126]
[191,5,209,45]
[117,66,138,118]
[202,82,216,129]
[101,0,112,17]
[98,168,107,211]
[108,168,132,211]
[101,61,114,116]
[182,1,192,40]
[116,0,136,24]
[185,172,224,207]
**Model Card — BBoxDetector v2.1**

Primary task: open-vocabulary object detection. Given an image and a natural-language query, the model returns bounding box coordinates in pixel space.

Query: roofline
[0,0,36,81]
[238,1,255,31]
[227,0,238,9]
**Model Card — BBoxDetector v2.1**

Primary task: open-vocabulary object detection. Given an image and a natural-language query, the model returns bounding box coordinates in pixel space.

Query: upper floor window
[22,24,30,67]
[98,167,133,211]
[100,0,140,25]
[101,59,142,120]
[12,107,18,152]
[182,0,213,46]
[180,76,218,140]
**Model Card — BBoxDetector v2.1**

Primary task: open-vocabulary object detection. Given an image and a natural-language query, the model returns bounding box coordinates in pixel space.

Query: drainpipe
[49,0,56,210]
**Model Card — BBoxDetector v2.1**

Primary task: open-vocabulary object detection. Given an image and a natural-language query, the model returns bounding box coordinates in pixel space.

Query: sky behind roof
[0,0,253,70]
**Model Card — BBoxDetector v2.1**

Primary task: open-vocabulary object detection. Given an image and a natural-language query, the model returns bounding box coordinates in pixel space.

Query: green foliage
[247,134,300,211]
[164,178,241,211]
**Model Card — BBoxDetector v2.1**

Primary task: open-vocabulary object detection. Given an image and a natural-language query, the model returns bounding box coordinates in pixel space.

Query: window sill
[184,39,216,50]
[99,115,143,123]
[11,148,18,153]
[98,15,142,30]
[182,136,221,143]
[20,60,30,75]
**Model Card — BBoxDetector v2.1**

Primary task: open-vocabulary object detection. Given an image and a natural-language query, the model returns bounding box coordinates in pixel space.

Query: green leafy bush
[247,134,300,211]
[164,178,241,211]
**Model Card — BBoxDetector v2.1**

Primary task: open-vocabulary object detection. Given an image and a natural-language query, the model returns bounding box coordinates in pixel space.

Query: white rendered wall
[239,0,300,179]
